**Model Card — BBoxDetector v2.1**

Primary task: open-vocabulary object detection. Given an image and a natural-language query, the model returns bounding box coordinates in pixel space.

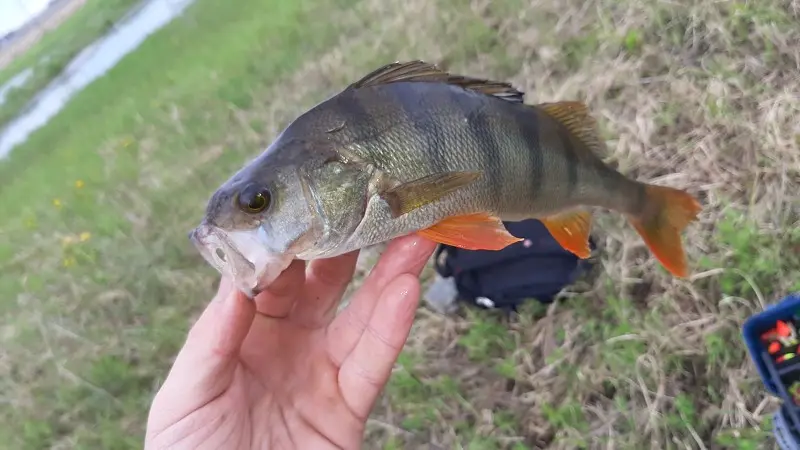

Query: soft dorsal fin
[537,101,604,155]
[350,60,524,104]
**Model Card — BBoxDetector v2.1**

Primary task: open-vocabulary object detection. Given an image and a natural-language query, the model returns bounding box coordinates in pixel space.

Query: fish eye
[237,184,272,214]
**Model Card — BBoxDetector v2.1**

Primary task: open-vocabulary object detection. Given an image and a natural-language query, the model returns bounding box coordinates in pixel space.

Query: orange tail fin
[626,184,702,277]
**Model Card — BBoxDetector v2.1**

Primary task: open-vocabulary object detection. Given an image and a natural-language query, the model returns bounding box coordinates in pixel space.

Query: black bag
[429,218,596,312]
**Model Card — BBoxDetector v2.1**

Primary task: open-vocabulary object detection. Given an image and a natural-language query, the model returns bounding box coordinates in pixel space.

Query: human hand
[144,235,438,450]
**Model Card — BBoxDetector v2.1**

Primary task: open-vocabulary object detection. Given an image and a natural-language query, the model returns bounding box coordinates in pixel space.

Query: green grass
[2,0,799,447]
[0,0,142,129]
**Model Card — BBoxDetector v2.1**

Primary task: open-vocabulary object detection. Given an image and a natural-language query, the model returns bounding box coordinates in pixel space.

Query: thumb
[147,277,255,431]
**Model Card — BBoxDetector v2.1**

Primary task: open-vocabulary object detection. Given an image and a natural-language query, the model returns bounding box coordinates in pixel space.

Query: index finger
[252,259,306,318]
[326,234,437,366]
[290,250,360,328]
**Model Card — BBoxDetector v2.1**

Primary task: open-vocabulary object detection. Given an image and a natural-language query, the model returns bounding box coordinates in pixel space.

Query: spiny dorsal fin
[350,60,524,104]
[537,101,604,155]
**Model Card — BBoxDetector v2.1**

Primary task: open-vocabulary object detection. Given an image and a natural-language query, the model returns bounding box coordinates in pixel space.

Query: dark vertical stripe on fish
[631,180,648,216]
[465,106,502,207]
[555,125,580,198]
[391,86,448,173]
[512,108,542,203]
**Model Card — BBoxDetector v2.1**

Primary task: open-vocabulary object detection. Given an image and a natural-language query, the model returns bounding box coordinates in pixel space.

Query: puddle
[0,68,33,105]
[0,0,197,159]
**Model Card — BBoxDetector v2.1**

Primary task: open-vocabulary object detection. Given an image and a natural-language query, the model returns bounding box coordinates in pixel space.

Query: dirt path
[0,0,87,71]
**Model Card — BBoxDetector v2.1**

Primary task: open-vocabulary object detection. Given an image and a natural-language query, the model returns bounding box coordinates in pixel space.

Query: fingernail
[397,273,418,298]
[402,235,429,253]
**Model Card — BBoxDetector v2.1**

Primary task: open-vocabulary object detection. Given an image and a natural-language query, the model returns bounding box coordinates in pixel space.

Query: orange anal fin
[540,210,593,258]
[627,184,702,278]
[416,213,523,250]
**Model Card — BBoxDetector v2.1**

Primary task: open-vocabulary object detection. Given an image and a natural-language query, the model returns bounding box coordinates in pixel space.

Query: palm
[235,318,367,449]
[145,236,437,450]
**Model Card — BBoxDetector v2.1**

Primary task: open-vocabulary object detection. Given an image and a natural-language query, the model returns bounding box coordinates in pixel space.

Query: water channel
[0,0,196,158]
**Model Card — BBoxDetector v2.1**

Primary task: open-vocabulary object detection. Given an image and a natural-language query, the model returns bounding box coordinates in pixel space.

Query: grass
[0,0,142,130]
[0,0,798,448]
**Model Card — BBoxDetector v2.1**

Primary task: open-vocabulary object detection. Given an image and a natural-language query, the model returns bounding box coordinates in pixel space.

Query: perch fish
[189,60,702,297]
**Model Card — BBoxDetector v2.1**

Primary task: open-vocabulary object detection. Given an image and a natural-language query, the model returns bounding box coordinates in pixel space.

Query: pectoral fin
[417,213,523,250]
[540,209,593,258]
[380,171,482,218]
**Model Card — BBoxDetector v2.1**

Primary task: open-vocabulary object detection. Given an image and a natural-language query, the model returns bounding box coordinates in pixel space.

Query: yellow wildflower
[53,198,62,208]
[61,235,75,246]
[79,232,91,242]
[75,180,84,189]
[62,257,76,268]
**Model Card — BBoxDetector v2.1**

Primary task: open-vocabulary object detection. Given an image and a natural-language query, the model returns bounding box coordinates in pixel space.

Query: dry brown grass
[346,0,799,448]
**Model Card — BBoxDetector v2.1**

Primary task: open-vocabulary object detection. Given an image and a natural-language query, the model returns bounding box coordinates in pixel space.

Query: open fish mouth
[189,223,293,298]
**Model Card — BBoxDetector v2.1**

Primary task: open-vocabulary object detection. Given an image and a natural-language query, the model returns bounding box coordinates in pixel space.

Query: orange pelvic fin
[539,209,593,259]
[417,213,523,250]
[627,184,702,277]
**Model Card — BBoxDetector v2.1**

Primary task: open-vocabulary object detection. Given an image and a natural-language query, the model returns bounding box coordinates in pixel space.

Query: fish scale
[342,83,538,215]
[192,60,702,297]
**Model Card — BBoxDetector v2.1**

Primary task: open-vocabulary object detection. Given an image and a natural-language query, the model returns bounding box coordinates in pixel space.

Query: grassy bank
[0,0,142,130]
[1,0,798,448]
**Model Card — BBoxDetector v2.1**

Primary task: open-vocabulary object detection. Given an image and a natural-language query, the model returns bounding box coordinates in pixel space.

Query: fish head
[188,222,294,298]
[190,140,327,297]
[190,137,371,297]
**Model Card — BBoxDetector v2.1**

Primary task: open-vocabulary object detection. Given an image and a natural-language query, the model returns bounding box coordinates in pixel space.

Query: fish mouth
[189,223,294,298]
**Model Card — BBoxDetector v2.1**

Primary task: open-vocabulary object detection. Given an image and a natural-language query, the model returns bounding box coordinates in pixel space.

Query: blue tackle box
[742,292,800,449]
